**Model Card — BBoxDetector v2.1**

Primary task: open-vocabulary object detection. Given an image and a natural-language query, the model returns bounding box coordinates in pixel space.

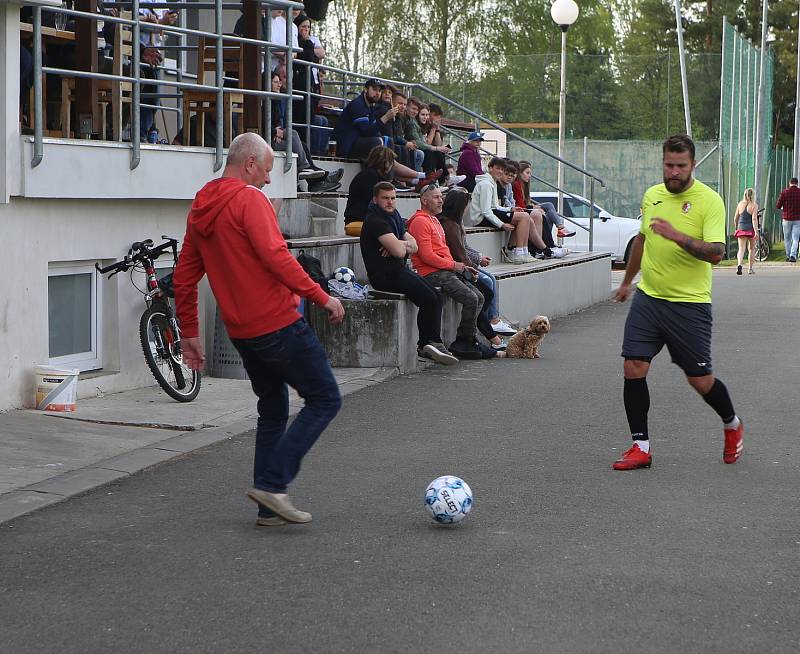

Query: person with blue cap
[456,131,486,191]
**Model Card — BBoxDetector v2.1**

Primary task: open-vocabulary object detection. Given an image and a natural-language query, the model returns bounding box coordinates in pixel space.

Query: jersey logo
[652,201,663,206]
[682,202,692,213]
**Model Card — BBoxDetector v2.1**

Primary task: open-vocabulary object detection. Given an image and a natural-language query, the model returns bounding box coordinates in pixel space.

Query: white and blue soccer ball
[332,266,356,284]
[424,475,473,524]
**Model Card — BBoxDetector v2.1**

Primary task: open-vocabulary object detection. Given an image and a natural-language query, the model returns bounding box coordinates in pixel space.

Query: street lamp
[551,0,579,221]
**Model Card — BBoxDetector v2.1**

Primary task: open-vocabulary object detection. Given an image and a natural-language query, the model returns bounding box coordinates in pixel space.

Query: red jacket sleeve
[241,189,331,307]
[173,227,206,339]
[776,189,785,210]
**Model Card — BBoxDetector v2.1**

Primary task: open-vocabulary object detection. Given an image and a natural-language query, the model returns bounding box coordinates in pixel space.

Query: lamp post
[551,0,579,219]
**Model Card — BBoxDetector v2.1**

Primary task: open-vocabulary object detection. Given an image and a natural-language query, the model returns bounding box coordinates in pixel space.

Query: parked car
[529,191,641,263]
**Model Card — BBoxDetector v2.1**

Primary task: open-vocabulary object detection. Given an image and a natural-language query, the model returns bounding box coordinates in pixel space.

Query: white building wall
[0,196,221,410]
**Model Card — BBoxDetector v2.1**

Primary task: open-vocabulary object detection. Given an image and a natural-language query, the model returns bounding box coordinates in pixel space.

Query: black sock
[624,377,649,440]
[701,378,736,423]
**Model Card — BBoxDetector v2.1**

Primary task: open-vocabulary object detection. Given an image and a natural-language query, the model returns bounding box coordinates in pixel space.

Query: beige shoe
[246,488,312,523]
[256,515,289,527]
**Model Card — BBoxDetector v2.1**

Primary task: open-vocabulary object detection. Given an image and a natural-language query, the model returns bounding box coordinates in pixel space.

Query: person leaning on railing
[292,12,330,156]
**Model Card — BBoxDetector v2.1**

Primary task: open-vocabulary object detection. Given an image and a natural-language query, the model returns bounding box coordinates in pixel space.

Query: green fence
[719,18,784,242]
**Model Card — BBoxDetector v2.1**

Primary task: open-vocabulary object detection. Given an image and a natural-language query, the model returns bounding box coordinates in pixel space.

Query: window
[566,198,603,219]
[48,263,102,371]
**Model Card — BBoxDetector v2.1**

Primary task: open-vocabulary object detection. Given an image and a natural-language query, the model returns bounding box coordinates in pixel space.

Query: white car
[529,191,641,263]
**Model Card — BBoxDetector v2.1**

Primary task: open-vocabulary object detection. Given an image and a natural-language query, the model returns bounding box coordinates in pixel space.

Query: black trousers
[369,267,444,348]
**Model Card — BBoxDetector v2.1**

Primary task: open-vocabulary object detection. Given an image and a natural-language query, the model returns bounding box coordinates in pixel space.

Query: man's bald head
[227,132,270,166]
[224,133,274,188]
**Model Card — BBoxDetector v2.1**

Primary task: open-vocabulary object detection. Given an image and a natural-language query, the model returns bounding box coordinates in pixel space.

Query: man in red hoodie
[173,133,345,527]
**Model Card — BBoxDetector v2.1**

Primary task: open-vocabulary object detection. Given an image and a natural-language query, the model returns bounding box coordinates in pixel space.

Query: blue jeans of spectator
[231,319,341,516]
[140,64,158,139]
[311,114,329,156]
[539,202,564,228]
[783,219,800,258]
[412,148,424,171]
[477,270,499,321]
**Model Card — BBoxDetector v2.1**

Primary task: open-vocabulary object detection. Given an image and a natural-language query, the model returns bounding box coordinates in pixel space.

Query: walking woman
[732,188,759,275]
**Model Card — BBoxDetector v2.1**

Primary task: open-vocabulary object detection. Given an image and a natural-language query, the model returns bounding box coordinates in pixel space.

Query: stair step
[311,216,338,237]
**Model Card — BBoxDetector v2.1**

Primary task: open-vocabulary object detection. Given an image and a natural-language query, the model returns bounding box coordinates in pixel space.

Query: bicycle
[96,237,201,402]
[754,209,770,262]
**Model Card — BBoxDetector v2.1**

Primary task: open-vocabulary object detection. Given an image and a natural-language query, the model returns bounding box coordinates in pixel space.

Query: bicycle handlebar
[95,237,179,276]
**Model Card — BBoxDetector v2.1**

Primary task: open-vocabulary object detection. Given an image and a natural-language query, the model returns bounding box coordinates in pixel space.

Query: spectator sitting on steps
[359,181,458,366]
[406,184,502,360]
[463,157,545,264]
[269,72,343,193]
[456,131,485,191]
[331,79,389,162]
[343,146,435,236]
[438,188,510,353]
[513,160,576,240]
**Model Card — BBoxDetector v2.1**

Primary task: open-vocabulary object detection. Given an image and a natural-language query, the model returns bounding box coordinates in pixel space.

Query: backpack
[296,250,327,294]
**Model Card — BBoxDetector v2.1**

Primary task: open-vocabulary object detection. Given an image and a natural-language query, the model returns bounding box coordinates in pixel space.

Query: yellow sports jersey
[638,179,725,303]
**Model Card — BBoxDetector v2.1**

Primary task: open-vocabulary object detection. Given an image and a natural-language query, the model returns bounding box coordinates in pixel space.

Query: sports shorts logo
[682,202,692,213]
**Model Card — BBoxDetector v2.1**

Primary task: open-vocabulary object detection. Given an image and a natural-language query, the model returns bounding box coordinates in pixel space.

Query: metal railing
[26,0,303,171]
[22,0,607,247]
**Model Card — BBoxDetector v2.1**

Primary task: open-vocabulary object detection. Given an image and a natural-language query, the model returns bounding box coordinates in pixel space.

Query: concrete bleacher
[276,159,612,372]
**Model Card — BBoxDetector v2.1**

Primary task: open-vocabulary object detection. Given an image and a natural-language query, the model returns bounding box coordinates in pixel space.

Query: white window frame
[48,262,103,371]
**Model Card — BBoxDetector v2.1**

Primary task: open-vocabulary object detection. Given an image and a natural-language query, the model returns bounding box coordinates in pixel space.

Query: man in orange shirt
[406,184,499,360]
[174,133,345,527]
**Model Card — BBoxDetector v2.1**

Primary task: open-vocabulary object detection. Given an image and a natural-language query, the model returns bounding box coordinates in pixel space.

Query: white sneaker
[550,247,568,258]
[491,319,517,335]
[510,252,534,264]
[446,174,467,186]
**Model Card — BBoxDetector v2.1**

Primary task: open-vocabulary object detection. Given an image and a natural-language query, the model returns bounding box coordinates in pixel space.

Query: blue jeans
[311,115,329,156]
[477,270,499,320]
[783,220,800,258]
[231,319,341,515]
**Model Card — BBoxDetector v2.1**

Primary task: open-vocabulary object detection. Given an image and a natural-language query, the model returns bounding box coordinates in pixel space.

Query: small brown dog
[505,315,550,359]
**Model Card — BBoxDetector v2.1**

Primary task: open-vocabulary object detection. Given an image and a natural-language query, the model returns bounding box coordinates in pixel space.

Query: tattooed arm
[649,217,725,264]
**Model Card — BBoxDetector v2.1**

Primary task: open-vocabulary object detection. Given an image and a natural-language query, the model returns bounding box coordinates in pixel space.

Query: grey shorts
[622,289,713,377]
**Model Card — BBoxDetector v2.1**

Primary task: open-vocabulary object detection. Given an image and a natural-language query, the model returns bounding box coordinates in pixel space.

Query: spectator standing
[731,187,759,275]
[359,182,458,365]
[292,13,330,156]
[173,133,345,526]
[775,177,800,262]
[138,1,177,140]
[457,131,485,191]
[611,134,742,471]
[407,185,499,360]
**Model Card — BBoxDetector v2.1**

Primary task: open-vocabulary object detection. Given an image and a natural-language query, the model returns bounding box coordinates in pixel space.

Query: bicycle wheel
[139,305,201,402]
[755,233,771,262]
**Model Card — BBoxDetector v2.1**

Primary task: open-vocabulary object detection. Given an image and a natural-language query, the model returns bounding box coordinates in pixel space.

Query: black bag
[303,0,331,20]
[297,250,327,293]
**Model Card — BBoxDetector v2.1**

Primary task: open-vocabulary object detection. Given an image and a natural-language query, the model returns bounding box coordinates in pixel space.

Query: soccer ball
[332,266,356,284]
[424,476,473,524]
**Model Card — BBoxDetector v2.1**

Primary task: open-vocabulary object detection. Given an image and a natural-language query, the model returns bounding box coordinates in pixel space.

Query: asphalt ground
[1,268,799,653]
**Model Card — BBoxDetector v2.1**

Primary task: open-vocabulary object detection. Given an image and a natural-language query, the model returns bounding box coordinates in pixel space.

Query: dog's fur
[505,315,550,359]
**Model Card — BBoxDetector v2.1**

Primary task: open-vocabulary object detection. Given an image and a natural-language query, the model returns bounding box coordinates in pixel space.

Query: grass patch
[717,242,786,267]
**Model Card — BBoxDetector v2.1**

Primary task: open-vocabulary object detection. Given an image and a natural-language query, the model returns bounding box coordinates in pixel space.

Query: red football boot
[723,420,744,464]
[612,443,652,470]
